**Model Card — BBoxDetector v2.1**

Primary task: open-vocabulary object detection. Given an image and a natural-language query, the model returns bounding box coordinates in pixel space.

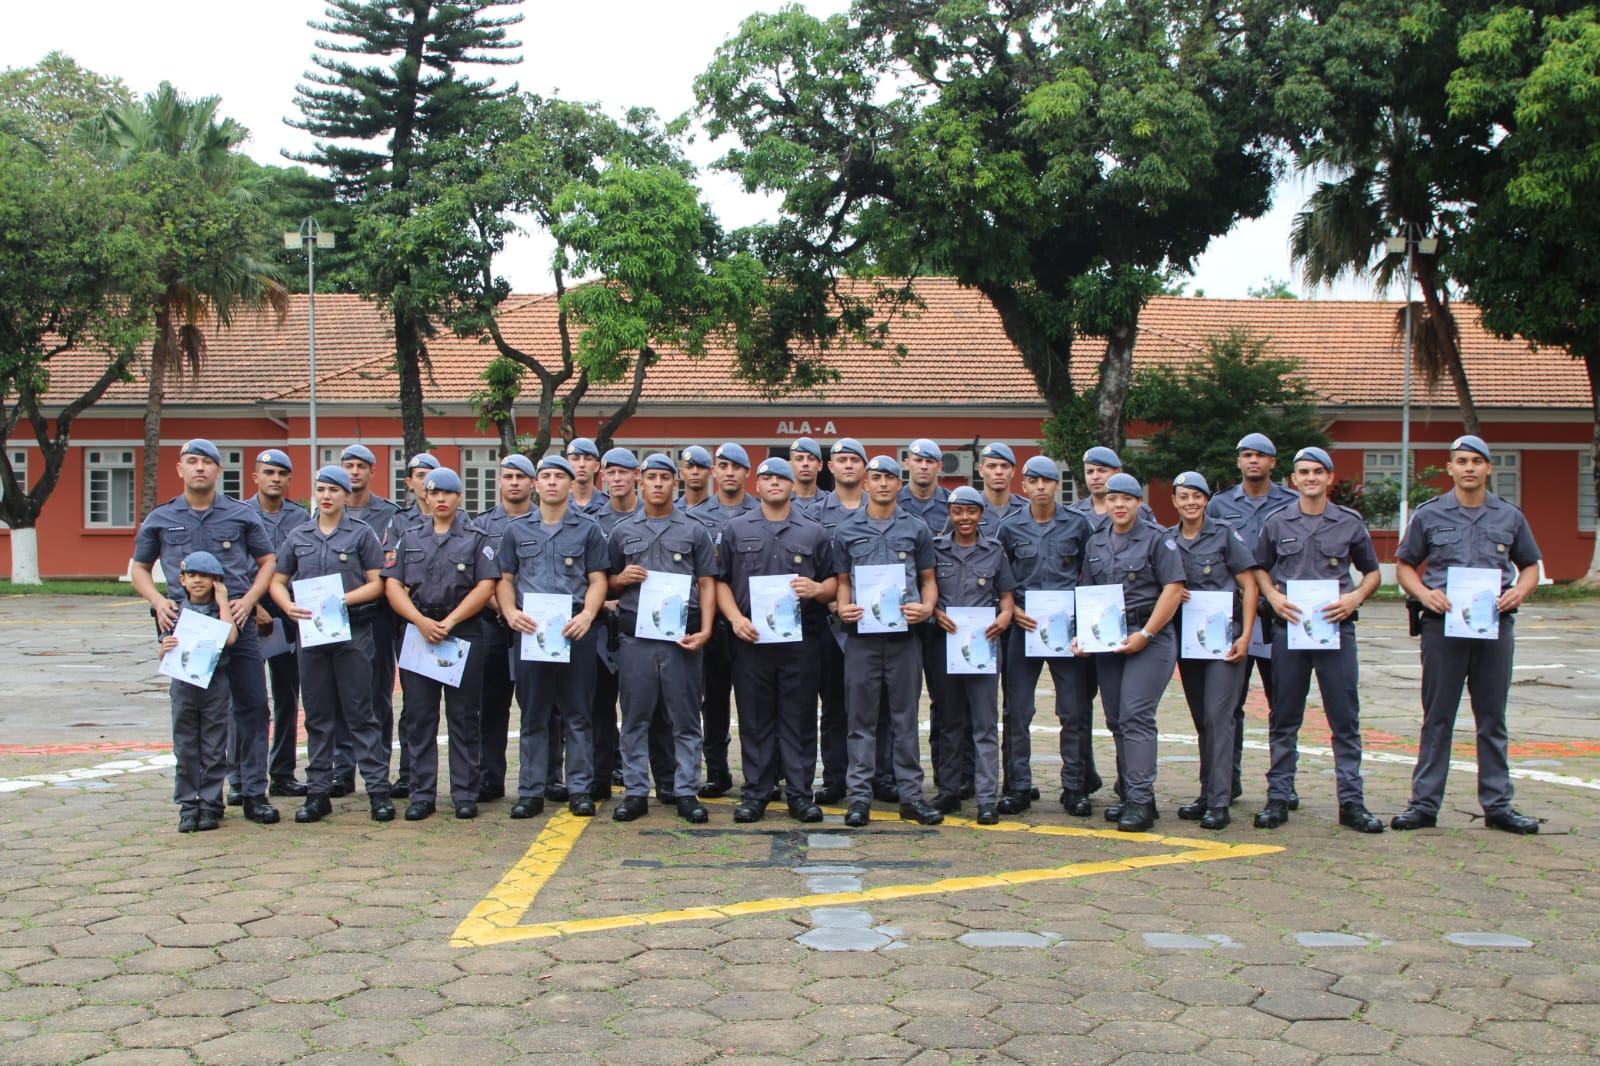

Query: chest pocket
[446,538,479,570]
[619,535,647,559]
[846,537,877,562]
[936,561,959,582]
[1011,542,1039,562]
[735,537,766,555]
[516,539,545,562]
[1189,551,1224,583]
[660,536,697,566]
[889,534,920,563]
[1273,537,1306,563]
[554,532,591,570]
[293,543,318,559]
[207,520,244,549]
[1083,554,1108,583]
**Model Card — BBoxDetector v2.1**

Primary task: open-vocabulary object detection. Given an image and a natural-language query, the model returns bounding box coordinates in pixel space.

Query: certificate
[1285,579,1340,649]
[399,623,471,687]
[520,593,572,662]
[1181,590,1236,660]
[293,575,351,648]
[854,563,909,634]
[750,574,803,644]
[636,571,693,641]
[945,607,998,675]
[1024,589,1075,658]
[159,608,232,689]
[1075,583,1127,653]
[1445,566,1501,640]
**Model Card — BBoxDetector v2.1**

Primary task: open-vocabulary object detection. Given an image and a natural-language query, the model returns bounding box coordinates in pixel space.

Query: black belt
[417,605,480,623]
[348,602,378,625]
[617,607,702,639]
[1123,605,1154,629]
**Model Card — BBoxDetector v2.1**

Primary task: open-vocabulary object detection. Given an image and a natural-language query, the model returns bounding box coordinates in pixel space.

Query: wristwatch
[1138,628,1154,641]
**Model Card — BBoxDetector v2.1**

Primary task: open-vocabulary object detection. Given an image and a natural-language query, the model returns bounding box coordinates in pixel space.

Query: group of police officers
[134,428,1544,837]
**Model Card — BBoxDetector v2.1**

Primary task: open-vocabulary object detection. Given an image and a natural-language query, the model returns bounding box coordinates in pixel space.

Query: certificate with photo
[292,574,351,648]
[520,593,572,662]
[636,571,693,641]
[1180,590,1236,660]
[854,563,910,634]
[945,607,998,675]
[1285,580,1341,649]
[158,608,232,689]
[749,574,804,644]
[1075,583,1127,653]
[1024,589,1075,658]
[1444,566,1501,640]
[399,624,471,687]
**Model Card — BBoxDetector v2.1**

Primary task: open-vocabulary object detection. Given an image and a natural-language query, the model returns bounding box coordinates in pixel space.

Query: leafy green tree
[0,51,130,150]
[1247,277,1299,299]
[290,0,522,458]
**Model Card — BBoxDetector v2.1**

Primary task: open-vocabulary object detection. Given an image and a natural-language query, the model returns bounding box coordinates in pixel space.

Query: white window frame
[1055,462,1082,506]
[1,447,27,528]
[86,448,137,528]
[318,446,342,467]
[1580,452,1594,534]
[219,448,245,500]
[460,447,504,516]
[1490,451,1520,508]
[390,447,409,504]
[1363,450,1404,530]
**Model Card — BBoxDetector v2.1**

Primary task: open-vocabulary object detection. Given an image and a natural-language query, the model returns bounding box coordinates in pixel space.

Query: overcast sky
[8,0,1378,301]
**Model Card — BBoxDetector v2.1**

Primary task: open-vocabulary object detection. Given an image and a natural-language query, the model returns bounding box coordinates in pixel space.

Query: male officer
[566,437,609,517]
[131,438,280,825]
[833,454,942,827]
[608,453,718,823]
[475,453,537,802]
[813,437,868,804]
[1392,435,1542,833]
[899,438,951,533]
[341,444,405,793]
[689,443,761,797]
[245,449,312,799]
[976,442,1028,530]
[1072,446,1157,531]
[716,457,836,823]
[675,445,714,511]
[997,456,1095,815]
[902,438,956,795]
[1207,432,1298,802]
[1252,447,1385,833]
[789,437,826,519]
[497,455,608,818]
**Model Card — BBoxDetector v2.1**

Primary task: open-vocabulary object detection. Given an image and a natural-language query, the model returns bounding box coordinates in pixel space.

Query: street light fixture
[1384,227,1439,536]
[284,219,335,471]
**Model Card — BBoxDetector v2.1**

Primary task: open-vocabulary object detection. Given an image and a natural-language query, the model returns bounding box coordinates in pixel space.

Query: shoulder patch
[1164,538,1177,551]
[482,545,495,560]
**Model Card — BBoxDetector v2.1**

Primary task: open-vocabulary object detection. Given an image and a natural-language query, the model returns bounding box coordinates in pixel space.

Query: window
[1581,452,1594,533]
[86,449,137,528]
[391,447,409,504]
[1,448,26,528]
[220,448,244,500]
[460,447,504,515]
[1056,462,1082,506]
[1490,451,1520,507]
[1363,451,1404,529]
[319,446,341,467]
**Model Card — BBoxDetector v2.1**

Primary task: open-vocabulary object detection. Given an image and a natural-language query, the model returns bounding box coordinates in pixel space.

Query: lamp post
[1384,226,1439,537]
[284,219,334,470]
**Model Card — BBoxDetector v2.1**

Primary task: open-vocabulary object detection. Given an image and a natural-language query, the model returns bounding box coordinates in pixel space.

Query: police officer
[976,442,1028,530]
[675,445,714,511]
[566,438,609,517]
[1251,447,1385,833]
[1207,432,1298,802]
[270,465,394,822]
[928,486,1015,825]
[814,438,868,804]
[833,455,942,827]
[899,438,951,532]
[383,467,500,821]
[475,454,537,802]
[1169,471,1259,831]
[1076,473,1185,832]
[497,455,608,818]
[997,456,1095,815]
[1393,435,1542,834]
[341,444,405,794]
[385,452,439,551]
[245,449,312,799]
[716,457,836,823]
[131,438,280,825]
[163,550,236,833]
[1072,446,1158,532]
[903,439,957,801]
[689,442,761,797]
[789,437,826,519]
[608,453,718,823]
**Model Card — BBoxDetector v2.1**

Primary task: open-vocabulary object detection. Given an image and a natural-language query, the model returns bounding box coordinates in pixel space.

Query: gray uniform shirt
[1395,491,1540,591]
[607,510,716,613]
[276,515,385,595]
[717,510,835,620]
[790,492,825,521]
[898,485,951,534]
[814,490,865,533]
[1206,482,1298,549]
[1255,503,1381,592]
[932,534,1015,610]
[1081,521,1186,612]
[979,493,1028,533]
[1170,519,1258,594]
[570,489,610,517]
[830,508,937,603]
[345,495,402,552]
[997,505,1093,593]
[382,512,500,612]
[134,494,274,605]
[246,496,313,554]
[596,499,644,537]
[498,509,608,607]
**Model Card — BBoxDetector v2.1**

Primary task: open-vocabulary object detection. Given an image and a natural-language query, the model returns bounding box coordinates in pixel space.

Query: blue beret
[255,448,293,473]
[830,438,866,461]
[1022,455,1061,481]
[314,465,352,492]
[1172,470,1212,497]
[715,442,751,469]
[947,486,986,509]
[1105,472,1144,499]
[602,447,639,470]
[341,444,376,466]
[790,437,823,460]
[1292,446,1334,471]
[180,550,225,577]
[980,441,1016,464]
[1082,446,1122,468]
[180,438,222,464]
[423,467,464,494]
[643,452,679,473]
[681,445,713,469]
[406,452,439,473]
[501,454,536,477]
[756,457,794,480]
[907,438,942,461]
[565,437,600,459]
[865,454,902,478]
[537,455,575,478]
[1450,434,1492,462]
[1236,432,1277,456]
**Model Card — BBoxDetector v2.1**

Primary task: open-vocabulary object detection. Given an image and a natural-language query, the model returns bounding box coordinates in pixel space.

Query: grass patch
[0,579,142,596]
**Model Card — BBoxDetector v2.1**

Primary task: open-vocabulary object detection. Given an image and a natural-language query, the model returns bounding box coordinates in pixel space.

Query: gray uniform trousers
[397,619,484,805]
[172,673,231,814]
[926,639,1001,805]
[617,633,705,798]
[478,621,515,794]
[514,627,598,798]
[1411,615,1516,815]
[1002,636,1092,795]
[1093,627,1177,807]
[220,625,272,797]
[1267,620,1365,805]
[336,608,395,780]
[818,624,849,792]
[1177,654,1247,810]
[922,621,973,795]
[732,638,820,803]
[844,632,925,804]
[1232,653,1274,782]
[299,623,391,796]
[265,646,301,781]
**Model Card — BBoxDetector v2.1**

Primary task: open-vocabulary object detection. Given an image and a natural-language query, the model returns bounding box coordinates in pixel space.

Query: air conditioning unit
[942,452,974,479]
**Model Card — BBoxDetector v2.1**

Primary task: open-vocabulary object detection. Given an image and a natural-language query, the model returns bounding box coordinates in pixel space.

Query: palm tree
[77,83,287,516]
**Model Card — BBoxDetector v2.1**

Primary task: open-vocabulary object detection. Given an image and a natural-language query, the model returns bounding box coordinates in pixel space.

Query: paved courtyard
[2,593,1599,1065]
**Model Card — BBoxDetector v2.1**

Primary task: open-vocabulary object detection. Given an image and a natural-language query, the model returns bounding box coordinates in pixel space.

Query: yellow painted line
[449,810,1283,947]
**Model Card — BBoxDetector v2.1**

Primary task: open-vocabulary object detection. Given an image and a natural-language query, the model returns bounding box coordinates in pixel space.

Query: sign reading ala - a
[775,420,838,436]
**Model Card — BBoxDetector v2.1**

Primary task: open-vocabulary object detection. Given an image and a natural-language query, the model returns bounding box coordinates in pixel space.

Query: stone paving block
[115,1015,231,1048]
[82,1052,199,1066]
[229,1003,339,1032]
[1360,1001,1474,1037]
[1280,1019,1397,1055]
[798,1002,905,1038]
[298,1055,396,1066]
[1173,1005,1288,1040]
[1073,990,1184,1022]
[38,1004,150,1033]
[1477,1020,1592,1054]
[149,923,245,948]
[13,957,118,985]
[395,1035,514,1066]
[805,1034,921,1062]
[153,989,260,1017]
[0,985,82,1018]
[890,987,997,1015]
[1085,1020,1205,1054]
[0,1033,111,1066]
[705,990,812,1022]
[337,988,448,1019]
[191,1031,310,1065]
[588,1036,714,1065]
[80,975,185,1005]
[1392,1035,1518,1065]
[1154,977,1260,1007]
[307,1019,418,1051]
[706,1020,817,1057]
[1251,989,1360,1021]
[999,1034,1117,1066]
[895,1016,1012,1049]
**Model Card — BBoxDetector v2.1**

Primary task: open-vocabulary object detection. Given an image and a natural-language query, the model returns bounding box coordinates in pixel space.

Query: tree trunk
[496,415,518,459]
[1415,257,1480,437]
[139,310,171,520]
[1580,353,1600,587]
[595,348,654,454]
[1095,317,1139,449]
[976,282,1076,414]
[395,310,427,459]
[8,525,40,585]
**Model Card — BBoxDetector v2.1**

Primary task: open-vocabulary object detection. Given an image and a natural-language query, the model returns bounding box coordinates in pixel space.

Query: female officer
[271,466,393,822]
[1168,471,1258,830]
[1075,473,1185,832]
